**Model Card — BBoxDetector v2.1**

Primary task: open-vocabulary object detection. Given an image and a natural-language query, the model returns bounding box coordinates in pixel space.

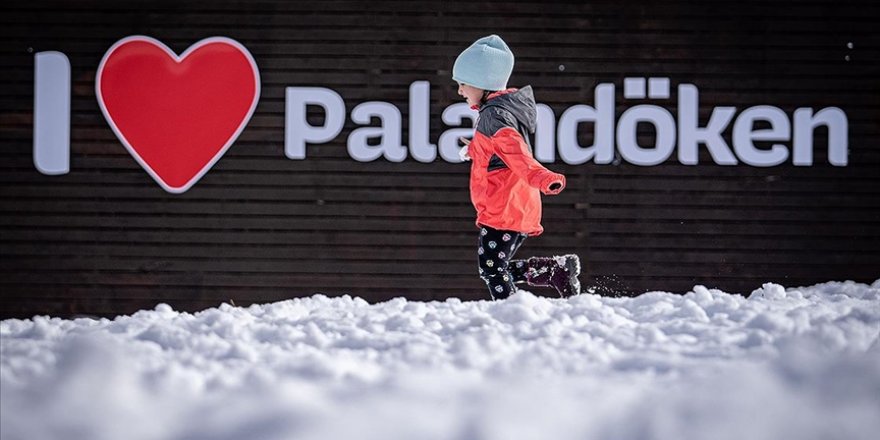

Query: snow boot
[522,255,582,297]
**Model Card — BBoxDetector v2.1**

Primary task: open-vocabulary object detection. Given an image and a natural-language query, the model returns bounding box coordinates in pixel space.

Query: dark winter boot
[521,255,582,297]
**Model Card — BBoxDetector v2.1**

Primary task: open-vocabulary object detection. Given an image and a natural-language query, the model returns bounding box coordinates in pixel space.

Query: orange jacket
[468,87,565,236]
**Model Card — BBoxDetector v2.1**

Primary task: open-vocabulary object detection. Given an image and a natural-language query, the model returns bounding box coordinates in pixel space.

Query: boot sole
[560,255,582,297]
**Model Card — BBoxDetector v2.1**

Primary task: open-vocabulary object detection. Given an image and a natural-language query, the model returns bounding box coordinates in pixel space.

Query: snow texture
[2,280,879,440]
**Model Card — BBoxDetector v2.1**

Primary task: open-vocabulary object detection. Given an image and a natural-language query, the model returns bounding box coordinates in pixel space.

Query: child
[453,34,582,300]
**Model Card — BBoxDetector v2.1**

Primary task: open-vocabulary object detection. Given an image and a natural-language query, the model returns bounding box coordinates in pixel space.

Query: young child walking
[453,34,582,300]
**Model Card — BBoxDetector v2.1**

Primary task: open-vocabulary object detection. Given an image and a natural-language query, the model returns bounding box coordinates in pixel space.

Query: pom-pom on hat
[453,35,514,91]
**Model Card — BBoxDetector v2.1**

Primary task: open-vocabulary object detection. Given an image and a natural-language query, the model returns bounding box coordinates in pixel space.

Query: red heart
[96,36,260,193]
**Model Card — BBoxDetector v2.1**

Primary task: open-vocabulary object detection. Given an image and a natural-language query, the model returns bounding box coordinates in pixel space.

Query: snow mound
[2,281,879,440]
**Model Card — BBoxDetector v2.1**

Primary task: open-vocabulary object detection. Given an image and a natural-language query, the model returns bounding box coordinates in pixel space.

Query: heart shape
[96,36,260,193]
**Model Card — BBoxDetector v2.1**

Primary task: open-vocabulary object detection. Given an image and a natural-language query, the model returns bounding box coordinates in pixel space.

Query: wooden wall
[1,0,878,318]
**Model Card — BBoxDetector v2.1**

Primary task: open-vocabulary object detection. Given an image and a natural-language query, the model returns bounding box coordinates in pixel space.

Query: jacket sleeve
[491,127,566,195]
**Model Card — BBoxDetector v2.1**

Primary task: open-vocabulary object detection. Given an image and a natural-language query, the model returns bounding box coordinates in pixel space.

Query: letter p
[285,87,345,159]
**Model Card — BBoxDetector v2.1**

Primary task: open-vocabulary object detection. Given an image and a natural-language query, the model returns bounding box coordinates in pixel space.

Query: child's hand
[458,137,471,161]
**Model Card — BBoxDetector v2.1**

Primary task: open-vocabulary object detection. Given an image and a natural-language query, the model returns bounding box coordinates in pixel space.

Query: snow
[2,280,879,440]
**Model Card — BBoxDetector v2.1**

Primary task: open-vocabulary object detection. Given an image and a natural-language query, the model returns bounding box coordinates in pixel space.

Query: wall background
[2,0,878,318]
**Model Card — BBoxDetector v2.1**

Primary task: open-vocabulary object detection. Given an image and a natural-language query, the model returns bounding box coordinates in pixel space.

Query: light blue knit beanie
[452,35,514,91]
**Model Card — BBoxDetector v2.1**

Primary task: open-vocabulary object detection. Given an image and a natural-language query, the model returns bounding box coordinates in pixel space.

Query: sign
[33,37,849,194]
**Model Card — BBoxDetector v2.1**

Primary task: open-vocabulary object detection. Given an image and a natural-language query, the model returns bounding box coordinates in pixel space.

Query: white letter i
[33,51,71,175]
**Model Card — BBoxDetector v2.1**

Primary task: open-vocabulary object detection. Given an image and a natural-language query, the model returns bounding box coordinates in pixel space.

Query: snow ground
[2,280,879,440]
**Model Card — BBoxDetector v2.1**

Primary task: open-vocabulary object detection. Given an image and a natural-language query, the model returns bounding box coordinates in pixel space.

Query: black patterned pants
[477,224,529,299]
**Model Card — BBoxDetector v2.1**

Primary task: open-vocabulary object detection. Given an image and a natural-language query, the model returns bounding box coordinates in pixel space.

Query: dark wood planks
[1,0,878,318]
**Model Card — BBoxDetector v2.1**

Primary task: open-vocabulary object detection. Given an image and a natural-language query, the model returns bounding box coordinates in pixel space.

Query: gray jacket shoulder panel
[476,106,518,138]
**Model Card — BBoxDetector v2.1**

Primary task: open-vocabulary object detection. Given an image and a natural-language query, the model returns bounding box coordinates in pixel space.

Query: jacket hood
[481,86,537,134]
